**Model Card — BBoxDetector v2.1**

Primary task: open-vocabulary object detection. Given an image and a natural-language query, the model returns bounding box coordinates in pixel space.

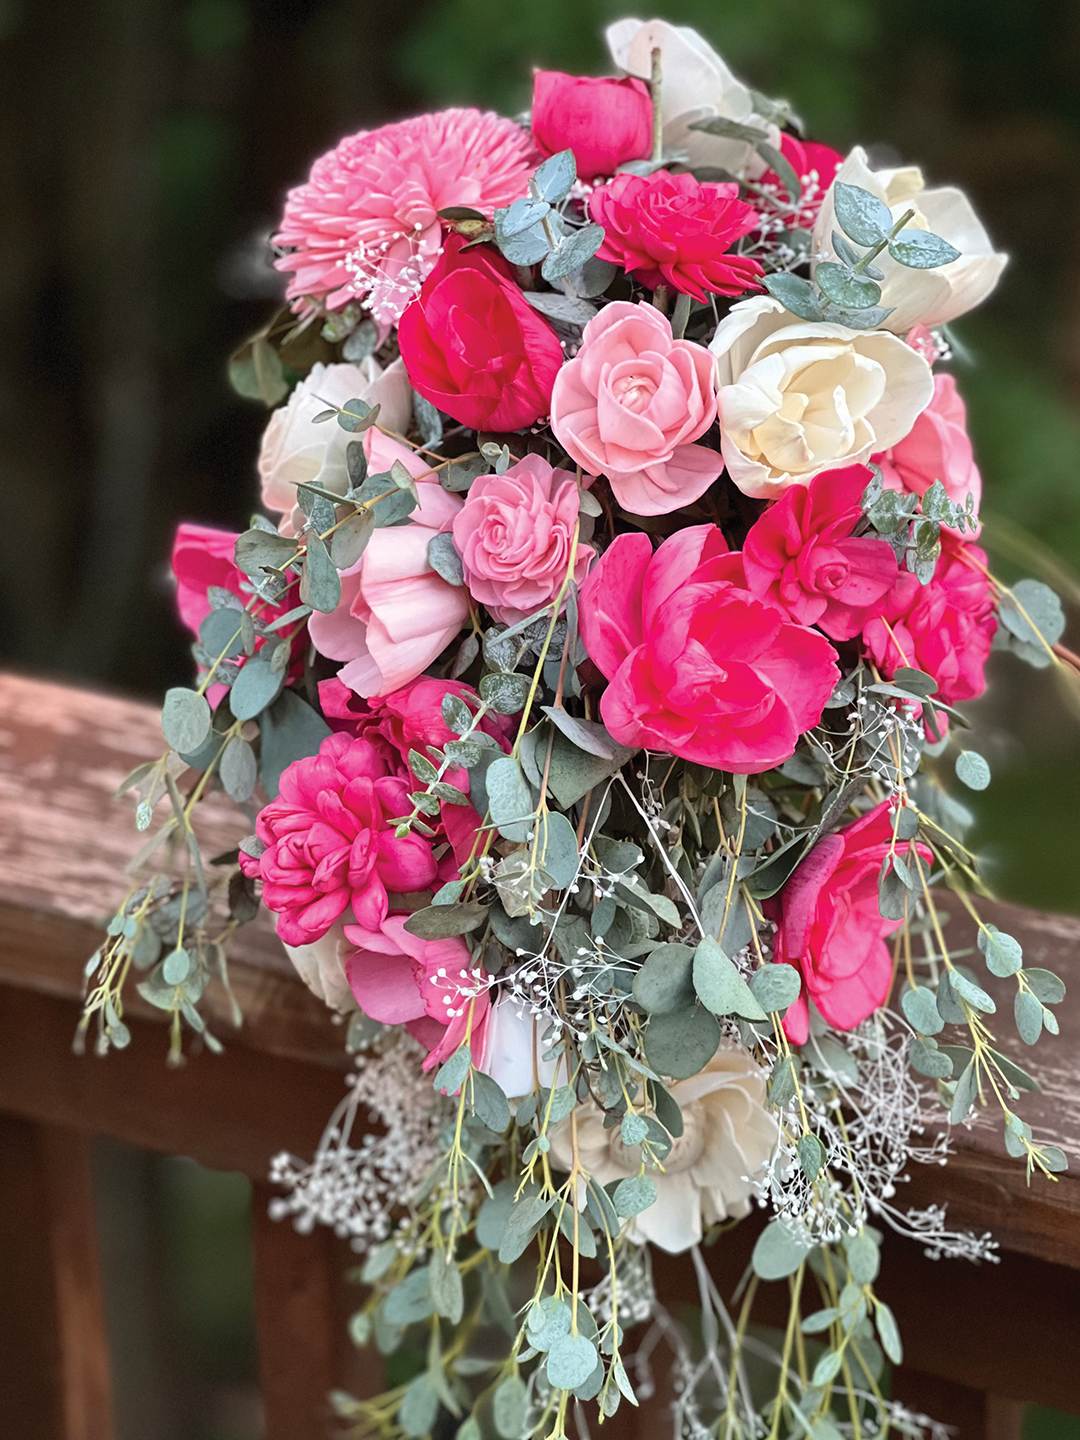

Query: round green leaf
[612,1174,657,1218]
[229,658,284,721]
[644,1005,721,1080]
[955,750,990,791]
[631,943,695,1015]
[162,687,212,754]
[752,1219,812,1280]
[545,1333,598,1391]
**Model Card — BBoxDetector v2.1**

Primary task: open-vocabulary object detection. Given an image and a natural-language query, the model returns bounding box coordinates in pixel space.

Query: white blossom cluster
[268,1030,451,1248]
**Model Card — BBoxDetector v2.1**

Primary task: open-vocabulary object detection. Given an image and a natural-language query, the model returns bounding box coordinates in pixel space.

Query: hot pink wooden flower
[578,525,839,773]
[861,534,997,706]
[589,170,763,300]
[742,465,898,641]
[769,802,932,1044]
[242,732,437,947]
[273,109,537,324]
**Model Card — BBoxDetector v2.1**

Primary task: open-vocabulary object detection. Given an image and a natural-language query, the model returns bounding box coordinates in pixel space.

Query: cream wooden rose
[710,296,934,500]
[548,1043,777,1254]
[812,145,1008,333]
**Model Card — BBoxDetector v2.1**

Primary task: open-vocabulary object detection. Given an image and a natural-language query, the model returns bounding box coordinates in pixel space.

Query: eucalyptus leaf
[259,689,331,798]
[833,181,893,246]
[546,1333,598,1391]
[815,261,882,309]
[299,532,341,613]
[693,937,767,1021]
[612,1174,657,1218]
[542,224,605,283]
[229,658,284,722]
[748,962,801,1013]
[632,943,695,1015]
[536,811,581,889]
[330,509,375,569]
[486,756,535,842]
[955,750,991,791]
[220,737,257,803]
[644,1005,722,1080]
[162,688,212,754]
[980,926,1023,977]
[470,1071,511,1133]
[763,272,823,322]
[887,230,961,269]
[533,148,576,203]
[524,291,597,325]
[752,1220,813,1280]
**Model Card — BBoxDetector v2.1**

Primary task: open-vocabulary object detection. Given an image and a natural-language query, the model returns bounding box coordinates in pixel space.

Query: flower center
[613,372,657,413]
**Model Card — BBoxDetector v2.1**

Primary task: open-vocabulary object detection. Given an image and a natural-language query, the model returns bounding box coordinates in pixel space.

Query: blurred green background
[2,1,1079,1436]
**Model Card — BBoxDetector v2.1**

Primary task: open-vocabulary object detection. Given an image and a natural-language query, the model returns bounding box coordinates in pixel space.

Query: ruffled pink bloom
[532,71,652,182]
[452,454,594,621]
[550,301,722,516]
[273,109,537,324]
[398,234,564,434]
[758,134,843,231]
[769,802,932,1044]
[579,526,839,772]
[861,534,997,705]
[874,373,982,532]
[742,465,898,640]
[343,914,491,1073]
[307,430,469,697]
[589,171,763,300]
[242,732,438,947]
[318,675,513,866]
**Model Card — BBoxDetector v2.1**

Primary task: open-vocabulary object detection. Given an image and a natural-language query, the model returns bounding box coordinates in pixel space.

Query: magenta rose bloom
[241,732,438,947]
[550,300,722,516]
[768,802,932,1044]
[589,171,763,300]
[757,134,843,231]
[861,534,996,705]
[578,526,839,773]
[452,453,595,621]
[874,373,982,532]
[532,71,652,182]
[742,465,899,641]
[398,233,564,434]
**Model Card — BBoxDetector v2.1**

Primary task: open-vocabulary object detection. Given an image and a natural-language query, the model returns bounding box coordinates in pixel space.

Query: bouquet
[83,17,1074,1439]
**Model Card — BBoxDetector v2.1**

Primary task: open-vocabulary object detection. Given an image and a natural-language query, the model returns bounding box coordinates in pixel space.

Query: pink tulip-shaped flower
[551,300,723,516]
[532,71,652,181]
[343,914,491,1074]
[307,430,469,697]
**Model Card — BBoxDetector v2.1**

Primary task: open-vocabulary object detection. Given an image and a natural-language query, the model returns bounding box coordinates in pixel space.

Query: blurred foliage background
[3,2,1080,1436]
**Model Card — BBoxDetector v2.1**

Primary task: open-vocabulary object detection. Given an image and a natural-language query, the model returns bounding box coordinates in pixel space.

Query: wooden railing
[0,672,1077,1439]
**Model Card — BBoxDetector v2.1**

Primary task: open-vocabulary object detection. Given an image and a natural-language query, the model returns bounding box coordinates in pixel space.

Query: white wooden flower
[549,1043,778,1254]
[813,145,1008,333]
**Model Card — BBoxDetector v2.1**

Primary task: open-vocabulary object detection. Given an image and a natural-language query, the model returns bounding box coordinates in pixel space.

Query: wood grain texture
[0,1117,116,1440]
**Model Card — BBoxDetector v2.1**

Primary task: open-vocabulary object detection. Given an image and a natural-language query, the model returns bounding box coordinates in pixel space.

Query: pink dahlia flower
[742,465,898,641]
[578,525,839,773]
[768,802,932,1044]
[452,454,595,621]
[273,109,538,324]
[241,732,437,947]
[589,171,763,301]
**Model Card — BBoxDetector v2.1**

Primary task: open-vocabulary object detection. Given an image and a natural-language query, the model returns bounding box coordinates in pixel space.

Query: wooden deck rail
[0,671,1077,1439]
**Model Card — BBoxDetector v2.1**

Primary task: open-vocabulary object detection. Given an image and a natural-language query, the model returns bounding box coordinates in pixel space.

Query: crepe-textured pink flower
[742,465,898,641]
[240,732,438,947]
[589,171,763,300]
[550,300,722,515]
[861,534,996,706]
[578,525,839,773]
[452,454,594,621]
[768,802,932,1044]
[306,430,469,697]
[273,110,537,324]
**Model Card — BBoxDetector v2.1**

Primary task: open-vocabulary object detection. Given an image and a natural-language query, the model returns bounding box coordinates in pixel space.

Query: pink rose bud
[531,71,652,183]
